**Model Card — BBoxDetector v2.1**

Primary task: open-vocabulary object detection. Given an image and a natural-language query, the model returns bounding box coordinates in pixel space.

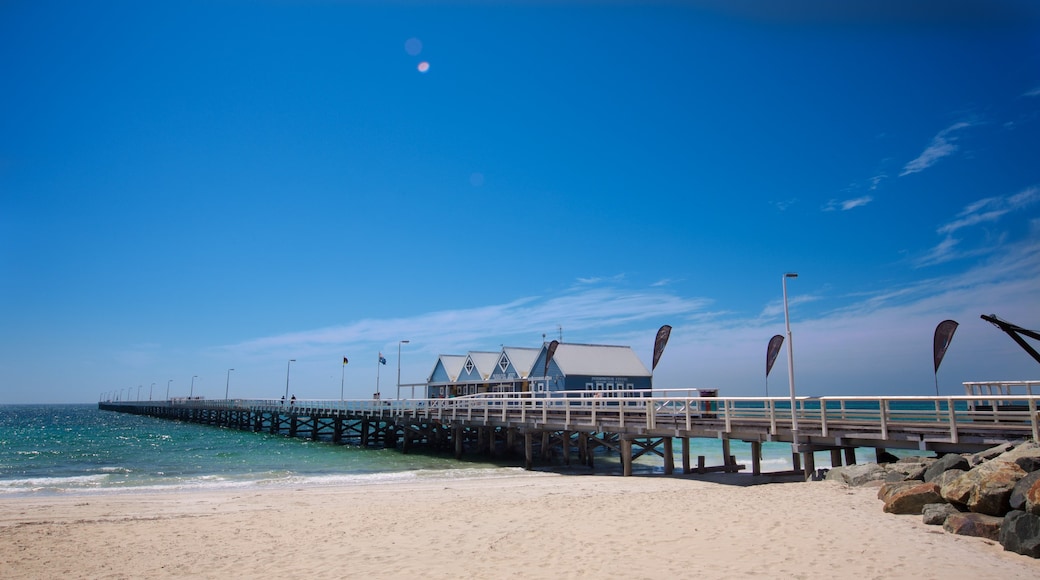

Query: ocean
[1,404,868,496]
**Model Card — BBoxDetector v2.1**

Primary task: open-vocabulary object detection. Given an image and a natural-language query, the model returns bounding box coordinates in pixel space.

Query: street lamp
[137,385,142,400]
[782,272,799,454]
[150,383,155,401]
[166,379,172,400]
[397,340,410,400]
[225,368,235,400]
[190,375,198,398]
[284,359,296,402]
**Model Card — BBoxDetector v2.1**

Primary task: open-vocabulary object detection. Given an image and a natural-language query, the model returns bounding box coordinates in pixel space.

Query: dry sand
[2,472,1038,579]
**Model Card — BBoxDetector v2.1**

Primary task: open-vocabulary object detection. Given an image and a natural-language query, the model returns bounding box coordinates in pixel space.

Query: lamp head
[785,272,799,278]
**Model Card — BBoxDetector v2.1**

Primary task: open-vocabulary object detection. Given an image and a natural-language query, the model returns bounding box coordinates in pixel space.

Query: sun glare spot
[417,61,430,73]
[405,38,422,56]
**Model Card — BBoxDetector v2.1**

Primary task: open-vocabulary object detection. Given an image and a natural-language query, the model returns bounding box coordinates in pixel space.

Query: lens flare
[417,61,430,73]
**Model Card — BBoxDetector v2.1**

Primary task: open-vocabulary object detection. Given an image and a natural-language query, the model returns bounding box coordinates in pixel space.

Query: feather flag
[652,325,672,371]
[543,340,559,378]
[378,353,387,365]
[766,335,784,377]
[343,357,349,365]
[933,320,958,374]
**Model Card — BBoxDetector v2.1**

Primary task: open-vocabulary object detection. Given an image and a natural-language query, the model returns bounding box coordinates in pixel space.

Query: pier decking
[100,382,1040,478]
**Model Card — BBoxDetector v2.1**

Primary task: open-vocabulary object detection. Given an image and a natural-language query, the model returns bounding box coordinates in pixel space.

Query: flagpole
[376,353,381,399]
[341,361,345,401]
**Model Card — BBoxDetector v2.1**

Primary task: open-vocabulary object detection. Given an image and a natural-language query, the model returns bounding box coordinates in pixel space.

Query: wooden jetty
[99,381,1040,479]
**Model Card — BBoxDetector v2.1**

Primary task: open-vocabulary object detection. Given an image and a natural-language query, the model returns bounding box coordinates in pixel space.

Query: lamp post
[137,385,142,401]
[150,383,155,401]
[397,340,410,400]
[190,375,198,398]
[284,359,296,402]
[782,272,799,458]
[166,379,172,400]
[225,368,234,400]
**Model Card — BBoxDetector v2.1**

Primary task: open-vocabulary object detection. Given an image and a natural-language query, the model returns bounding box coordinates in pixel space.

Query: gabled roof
[466,351,500,380]
[429,354,467,382]
[502,347,540,378]
[548,343,651,377]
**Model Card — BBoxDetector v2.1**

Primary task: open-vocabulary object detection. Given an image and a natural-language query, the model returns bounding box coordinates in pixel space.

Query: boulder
[967,461,1027,516]
[940,469,974,506]
[1027,477,1040,516]
[997,441,1040,473]
[923,454,970,483]
[922,502,960,526]
[943,512,1003,540]
[999,510,1040,558]
[887,462,930,481]
[832,463,888,487]
[876,450,900,464]
[970,442,1016,466]
[878,480,921,502]
[883,482,942,515]
[1010,471,1040,511]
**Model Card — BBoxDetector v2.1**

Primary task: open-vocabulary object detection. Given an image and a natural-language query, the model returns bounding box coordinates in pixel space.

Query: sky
[2,1,1039,404]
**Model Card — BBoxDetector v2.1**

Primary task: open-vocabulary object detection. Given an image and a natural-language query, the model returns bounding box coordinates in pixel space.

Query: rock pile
[825,439,1040,558]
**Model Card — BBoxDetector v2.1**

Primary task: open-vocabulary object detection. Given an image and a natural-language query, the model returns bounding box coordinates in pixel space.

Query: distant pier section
[100,381,1040,478]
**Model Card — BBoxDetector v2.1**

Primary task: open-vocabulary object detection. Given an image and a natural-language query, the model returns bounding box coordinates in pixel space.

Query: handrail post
[947,398,959,444]
[769,399,777,435]
[648,399,656,430]
[1030,397,1039,443]
[723,399,731,433]
[879,398,889,440]
[820,400,828,437]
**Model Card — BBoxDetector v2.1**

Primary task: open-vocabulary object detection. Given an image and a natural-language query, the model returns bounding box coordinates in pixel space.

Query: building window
[499,354,509,373]
[465,359,474,374]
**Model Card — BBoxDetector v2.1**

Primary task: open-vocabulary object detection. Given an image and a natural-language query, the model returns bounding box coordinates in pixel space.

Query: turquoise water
[1,404,893,496]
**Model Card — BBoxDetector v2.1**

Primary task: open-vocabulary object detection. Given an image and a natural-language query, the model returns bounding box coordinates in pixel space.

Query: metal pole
[190,375,197,398]
[284,359,295,401]
[397,340,410,400]
[150,383,155,401]
[166,379,172,400]
[783,273,799,453]
[137,385,142,400]
[225,368,234,400]
[341,362,345,401]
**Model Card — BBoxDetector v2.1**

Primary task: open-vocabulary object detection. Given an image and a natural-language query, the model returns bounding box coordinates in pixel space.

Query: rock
[970,442,1016,466]
[922,502,960,525]
[1027,478,1040,516]
[997,441,1040,473]
[833,463,888,487]
[1010,471,1040,511]
[887,462,930,481]
[878,480,920,502]
[940,469,973,506]
[967,461,1027,516]
[883,482,942,515]
[924,453,970,483]
[999,510,1040,558]
[876,450,900,464]
[943,512,1003,540]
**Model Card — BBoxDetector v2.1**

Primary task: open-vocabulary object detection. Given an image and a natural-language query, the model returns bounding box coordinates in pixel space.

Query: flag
[378,353,387,365]
[766,334,784,377]
[652,325,672,371]
[933,320,958,373]
[342,357,349,365]
[543,340,559,378]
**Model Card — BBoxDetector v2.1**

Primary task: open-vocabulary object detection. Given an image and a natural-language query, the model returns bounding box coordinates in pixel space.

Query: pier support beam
[663,437,674,475]
[621,436,633,477]
[524,432,533,470]
[681,438,691,474]
[751,441,762,475]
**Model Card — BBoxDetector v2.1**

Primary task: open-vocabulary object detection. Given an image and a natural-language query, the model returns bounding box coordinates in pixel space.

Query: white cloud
[900,121,973,177]
[824,196,873,211]
[918,186,1039,266]
[1024,86,1040,98]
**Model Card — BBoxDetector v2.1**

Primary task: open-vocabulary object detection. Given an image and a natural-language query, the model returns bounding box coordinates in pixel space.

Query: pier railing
[108,386,1040,445]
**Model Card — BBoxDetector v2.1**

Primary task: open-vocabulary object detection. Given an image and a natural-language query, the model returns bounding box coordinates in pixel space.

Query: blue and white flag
[378,353,387,365]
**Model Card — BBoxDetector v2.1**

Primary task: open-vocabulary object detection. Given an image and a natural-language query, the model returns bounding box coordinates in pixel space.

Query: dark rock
[877,450,900,464]
[967,461,1027,516]
[999,510,1040,558]
[922,503,960,525]
[940,469,973,506]
[997,442,1040,473]
[1010,471,1040,511]
[924,454,970,483]
[887,462,930,481]
[943,512,1003,540]
[884,482,942,515]
[895,455,934,464]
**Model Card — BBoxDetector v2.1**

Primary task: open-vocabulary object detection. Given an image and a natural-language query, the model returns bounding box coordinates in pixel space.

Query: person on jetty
[290,395,296,406]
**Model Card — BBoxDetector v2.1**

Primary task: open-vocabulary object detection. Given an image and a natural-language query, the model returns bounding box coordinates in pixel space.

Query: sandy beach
[2,472,1038,579]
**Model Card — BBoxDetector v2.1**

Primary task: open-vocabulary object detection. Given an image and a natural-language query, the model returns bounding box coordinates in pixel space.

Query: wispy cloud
[220,287,712,360]
[823,195,873,212]
[900,121,973,177]
[1024,86,1040,98]
[772,198,797,211]
[917,186,1039,266]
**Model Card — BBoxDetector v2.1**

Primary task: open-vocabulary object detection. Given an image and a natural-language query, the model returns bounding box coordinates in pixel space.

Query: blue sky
[2,1,1039,403]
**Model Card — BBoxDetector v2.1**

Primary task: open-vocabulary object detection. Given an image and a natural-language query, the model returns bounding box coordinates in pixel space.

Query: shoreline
[2,472,1038,579]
